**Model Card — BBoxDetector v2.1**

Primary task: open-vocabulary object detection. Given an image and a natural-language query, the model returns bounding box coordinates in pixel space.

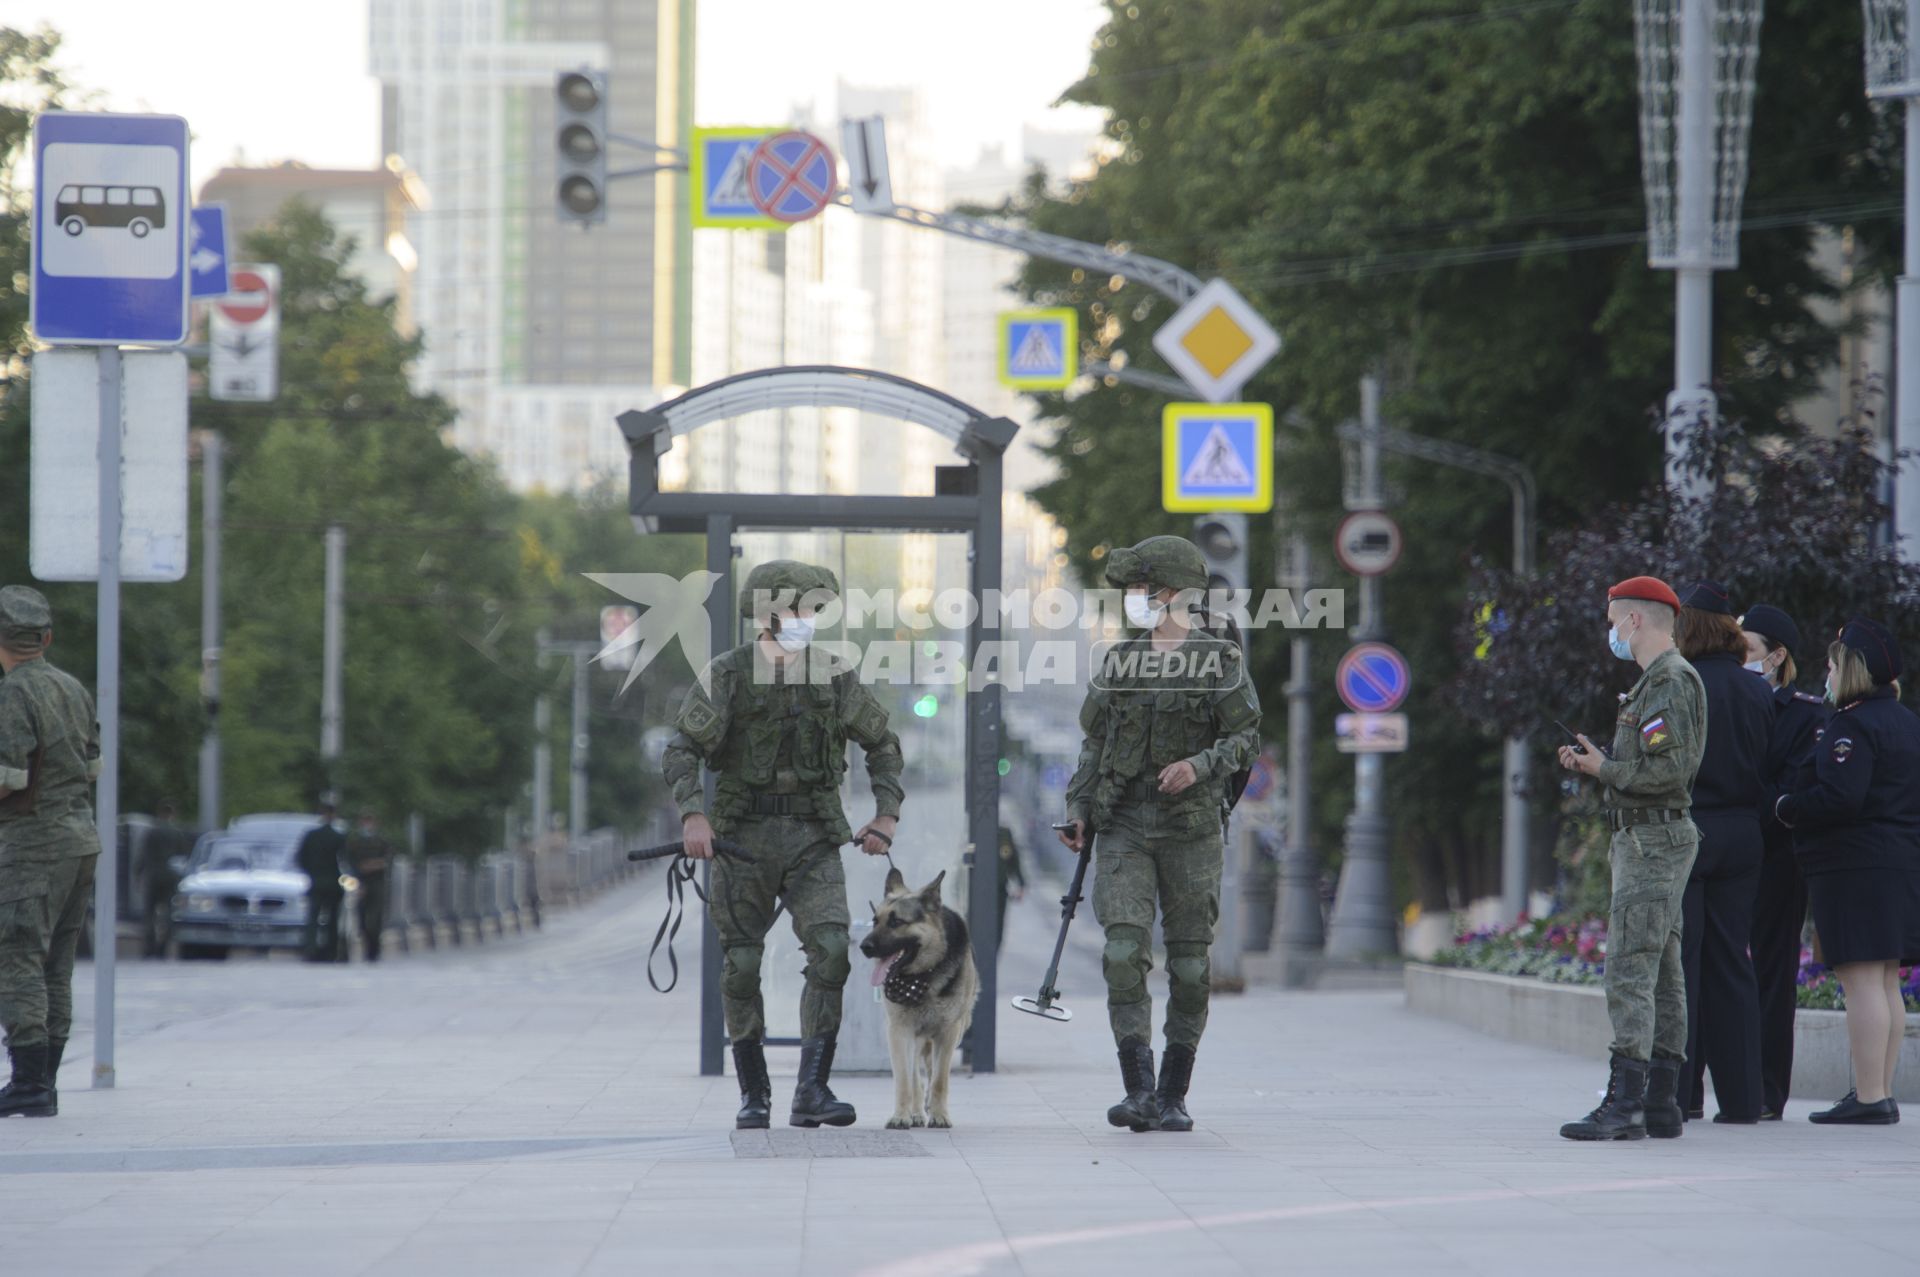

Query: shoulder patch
[1830,736,1855,763]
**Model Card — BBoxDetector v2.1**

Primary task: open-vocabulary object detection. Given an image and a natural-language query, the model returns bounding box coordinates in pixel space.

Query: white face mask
[1124,592,1166,629]
[1743,660,1767,676]
[773,615,814,652]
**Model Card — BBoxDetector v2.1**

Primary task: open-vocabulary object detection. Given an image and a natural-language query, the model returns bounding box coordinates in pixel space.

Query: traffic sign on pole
[1336,642,1411,715]
[31,111,191,346]
[1150,278,1280,403]
[1335,712,1410,754]
[189,204,230,299]
[691,126,785,230]
[209,264,279,402]
[998,308,1077,390]
[1335,510,1403,577]
[841,115,893,214]
[747,130,836,223]
[1161,402,1273,513]
[28,348,189,582]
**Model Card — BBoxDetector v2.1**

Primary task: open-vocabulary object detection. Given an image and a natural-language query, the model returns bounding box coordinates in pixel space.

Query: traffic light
[555,69,608,225]
[1193,512,1249,597]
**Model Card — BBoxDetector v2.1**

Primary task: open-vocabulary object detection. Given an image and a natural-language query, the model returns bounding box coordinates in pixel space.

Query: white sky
[13,0,1109,190]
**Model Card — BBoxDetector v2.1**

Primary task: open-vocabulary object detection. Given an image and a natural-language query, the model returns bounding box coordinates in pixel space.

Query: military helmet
[739,559,841,620]
[1103,535,1208,593]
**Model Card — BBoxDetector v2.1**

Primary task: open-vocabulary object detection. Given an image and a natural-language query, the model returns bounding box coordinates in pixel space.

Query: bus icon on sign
[55,184,167,238]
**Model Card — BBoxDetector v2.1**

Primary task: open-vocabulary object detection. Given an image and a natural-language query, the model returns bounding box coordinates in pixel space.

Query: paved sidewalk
[5,864,1920,1277]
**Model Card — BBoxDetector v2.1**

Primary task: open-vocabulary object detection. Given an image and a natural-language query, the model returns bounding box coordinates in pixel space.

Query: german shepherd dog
[859,868,979,1130]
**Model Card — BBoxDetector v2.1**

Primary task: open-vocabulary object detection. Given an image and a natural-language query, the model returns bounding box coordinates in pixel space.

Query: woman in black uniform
[1674,581,1774,1123]
[1740,603,1829,1119]
[1777,619,1920,1125]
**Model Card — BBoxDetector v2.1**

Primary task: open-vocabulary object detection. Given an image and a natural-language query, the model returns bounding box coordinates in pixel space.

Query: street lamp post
[1865,0,1920,553]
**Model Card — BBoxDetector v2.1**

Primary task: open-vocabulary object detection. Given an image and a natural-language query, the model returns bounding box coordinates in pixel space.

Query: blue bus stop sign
[31,111,191,346]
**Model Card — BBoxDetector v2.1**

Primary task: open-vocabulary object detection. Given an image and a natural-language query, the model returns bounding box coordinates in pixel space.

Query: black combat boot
[1156,1043,1196,1132]
[731,1038,772,1130]
[790,1034,857,1128]
[1559,1055,1649,1141]
[0,1043,55,1118]
[1107,1037,1160,1132]
[1643,1057,1683,1139]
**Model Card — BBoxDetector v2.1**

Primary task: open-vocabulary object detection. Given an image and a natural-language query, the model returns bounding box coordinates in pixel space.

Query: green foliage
[1007,0,1897,908]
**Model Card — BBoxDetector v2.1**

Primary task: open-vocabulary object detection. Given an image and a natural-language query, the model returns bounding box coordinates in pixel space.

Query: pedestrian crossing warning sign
[1162,402,1272,513]
[691,126,784,231]
[998,308,1077,390]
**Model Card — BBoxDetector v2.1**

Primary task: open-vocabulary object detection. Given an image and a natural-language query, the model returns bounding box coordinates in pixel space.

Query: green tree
[1009,0,1895,909]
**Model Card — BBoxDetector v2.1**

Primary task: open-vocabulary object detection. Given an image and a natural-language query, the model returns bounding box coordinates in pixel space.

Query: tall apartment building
[369,0,695,492]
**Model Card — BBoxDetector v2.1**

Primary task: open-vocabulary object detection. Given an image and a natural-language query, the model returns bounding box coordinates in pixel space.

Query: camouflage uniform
[1593,647,1706,1064]
[1066,537,1261,1132]
[0,587,101,1117]
[661,563,904,1046]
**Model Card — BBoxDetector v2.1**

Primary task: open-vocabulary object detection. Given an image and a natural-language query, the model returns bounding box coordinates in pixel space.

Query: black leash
[628,839,753,994]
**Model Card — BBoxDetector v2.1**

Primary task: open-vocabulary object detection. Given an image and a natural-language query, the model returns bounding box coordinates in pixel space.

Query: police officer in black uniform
[1740,602,1828,1119]
[1674,581,1773,1123]
[1777,618,1920,1124]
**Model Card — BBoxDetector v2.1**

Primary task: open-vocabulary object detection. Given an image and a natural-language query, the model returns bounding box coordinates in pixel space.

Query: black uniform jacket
[1760,683,1829,847]
[1778,687,1920,876]
[1689,651,1774,815]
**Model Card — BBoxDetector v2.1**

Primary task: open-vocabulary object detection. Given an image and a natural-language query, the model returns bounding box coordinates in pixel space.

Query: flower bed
[1428,915,1920,1011]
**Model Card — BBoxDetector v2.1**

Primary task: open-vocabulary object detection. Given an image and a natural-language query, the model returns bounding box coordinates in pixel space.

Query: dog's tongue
[870,951,902,988]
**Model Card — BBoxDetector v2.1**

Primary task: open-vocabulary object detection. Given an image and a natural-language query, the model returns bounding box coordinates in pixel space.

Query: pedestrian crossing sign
[691,126,784,230]
[998,308,1077,390]
[1162,402,1273,513]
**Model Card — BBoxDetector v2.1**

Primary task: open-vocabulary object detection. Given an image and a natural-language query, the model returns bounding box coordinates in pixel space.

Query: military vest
[709,650,852,827]
[1086,632,1243,820]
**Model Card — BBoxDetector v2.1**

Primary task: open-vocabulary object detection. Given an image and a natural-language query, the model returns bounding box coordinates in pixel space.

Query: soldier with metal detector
[662,560,903,1131]
[1058,536,1262,1132]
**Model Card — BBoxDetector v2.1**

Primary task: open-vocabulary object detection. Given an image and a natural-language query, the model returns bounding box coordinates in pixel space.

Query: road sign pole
[199,430,222,831]
[321,524,345,779]
[1274,529,1324,981]
[533,629,552,847]
[93,346,122,1090]
[1326,375,1398,958]
[570,647,590,841]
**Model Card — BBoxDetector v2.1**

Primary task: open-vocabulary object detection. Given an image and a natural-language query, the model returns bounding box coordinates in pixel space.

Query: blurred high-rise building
[369,0,695,492]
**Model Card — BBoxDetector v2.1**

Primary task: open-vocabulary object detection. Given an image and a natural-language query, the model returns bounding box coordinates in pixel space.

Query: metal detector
[1011,823,1092,1022]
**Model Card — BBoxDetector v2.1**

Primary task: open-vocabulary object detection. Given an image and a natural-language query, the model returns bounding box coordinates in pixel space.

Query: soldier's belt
[1608,807,1688,832]
[745,792,818,817]
[1120,777,1181,804]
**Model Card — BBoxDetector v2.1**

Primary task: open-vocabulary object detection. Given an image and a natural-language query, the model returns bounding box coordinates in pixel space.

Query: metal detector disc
[1010,995,1073,1022]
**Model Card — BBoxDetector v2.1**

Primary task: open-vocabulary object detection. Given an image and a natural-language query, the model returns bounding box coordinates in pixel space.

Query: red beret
[1608,575,1681,610]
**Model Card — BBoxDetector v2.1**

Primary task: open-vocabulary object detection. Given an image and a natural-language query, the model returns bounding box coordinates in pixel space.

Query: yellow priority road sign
[1162,402,1273,513]
[691,126,786,231]
[1151,278,1281,403]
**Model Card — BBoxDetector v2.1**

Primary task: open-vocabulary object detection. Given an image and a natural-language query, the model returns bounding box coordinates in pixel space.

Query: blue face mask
[1608,624,1634,661]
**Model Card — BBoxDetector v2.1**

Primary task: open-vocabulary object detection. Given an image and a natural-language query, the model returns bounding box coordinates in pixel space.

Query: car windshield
[189,834,300,874]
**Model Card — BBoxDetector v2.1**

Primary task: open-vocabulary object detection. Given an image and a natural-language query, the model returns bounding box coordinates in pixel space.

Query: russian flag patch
[1641,715,1669,749]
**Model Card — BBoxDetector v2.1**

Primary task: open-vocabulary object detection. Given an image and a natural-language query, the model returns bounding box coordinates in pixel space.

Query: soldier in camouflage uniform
[1557,575,1707,1141]
[663,561,903,1130]
[0,587,102,1119]
[1061,537,1262,1133]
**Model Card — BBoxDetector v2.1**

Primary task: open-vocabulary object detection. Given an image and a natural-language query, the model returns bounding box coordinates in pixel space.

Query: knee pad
[722,945,764,1002]
[1103,925,1150,1001]
[1166,943,1211,1014]
[804,926,850,989]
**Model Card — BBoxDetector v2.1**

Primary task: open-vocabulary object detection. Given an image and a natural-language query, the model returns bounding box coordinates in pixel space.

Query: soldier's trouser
[1605,821,1698,1063]
[0,854,97,1050]
[1092,800,1223,1050]
[306,892,344,961]
[711,815,851,1042]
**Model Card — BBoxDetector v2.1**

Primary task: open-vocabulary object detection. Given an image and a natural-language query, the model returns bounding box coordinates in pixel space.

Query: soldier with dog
[1060,536,1262,1133]
[663,560,902,1131]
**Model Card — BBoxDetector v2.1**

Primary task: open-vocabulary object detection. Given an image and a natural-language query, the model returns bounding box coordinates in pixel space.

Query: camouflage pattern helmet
[1103,535,1208,593]
[739,559,841,620]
